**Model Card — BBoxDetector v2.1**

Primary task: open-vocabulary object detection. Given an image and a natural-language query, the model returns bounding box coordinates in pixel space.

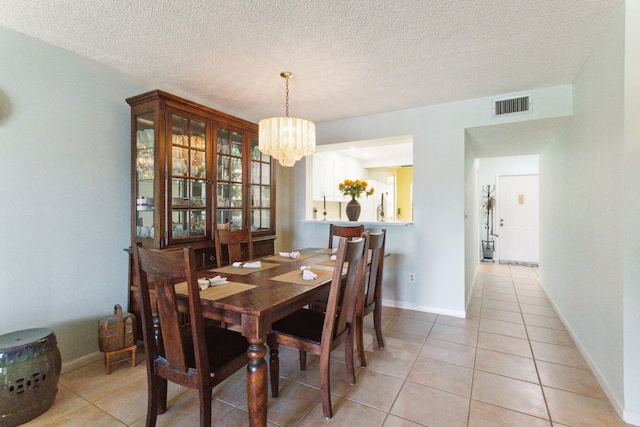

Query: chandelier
[259,72,316,167]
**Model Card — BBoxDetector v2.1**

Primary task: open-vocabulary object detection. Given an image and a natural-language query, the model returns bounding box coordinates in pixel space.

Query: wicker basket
[98,304,136,352]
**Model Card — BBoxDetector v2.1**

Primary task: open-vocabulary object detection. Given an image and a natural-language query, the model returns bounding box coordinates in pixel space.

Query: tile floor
[24,263,632,426]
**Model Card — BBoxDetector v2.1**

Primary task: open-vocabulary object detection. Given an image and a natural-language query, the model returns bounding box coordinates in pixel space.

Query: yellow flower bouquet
[338,179,374,199]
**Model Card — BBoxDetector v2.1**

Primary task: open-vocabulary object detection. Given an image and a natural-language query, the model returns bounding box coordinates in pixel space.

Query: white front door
[497,174,539,262]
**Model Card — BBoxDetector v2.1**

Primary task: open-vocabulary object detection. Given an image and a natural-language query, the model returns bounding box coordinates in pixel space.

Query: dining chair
[134,246,249,427]
[214,227,254,267]
[328,223,364,249]
[355,229,386,367]
[267,235,369,419]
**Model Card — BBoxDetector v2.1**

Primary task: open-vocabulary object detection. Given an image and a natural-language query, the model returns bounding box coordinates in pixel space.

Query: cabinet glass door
[216,128,243,230]
[250,135,272,231]
[169,113,208,241]
[135,112,155,240]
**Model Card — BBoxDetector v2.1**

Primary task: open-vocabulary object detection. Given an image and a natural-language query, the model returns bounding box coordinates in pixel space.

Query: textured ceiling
[0,0,622,127]
[0,0,624,161]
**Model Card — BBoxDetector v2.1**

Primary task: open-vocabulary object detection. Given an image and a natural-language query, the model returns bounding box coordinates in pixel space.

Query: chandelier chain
[285,78,289,117]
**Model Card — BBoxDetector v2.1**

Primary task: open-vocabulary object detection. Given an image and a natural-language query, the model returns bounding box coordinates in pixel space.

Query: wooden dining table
[174,247,339,427]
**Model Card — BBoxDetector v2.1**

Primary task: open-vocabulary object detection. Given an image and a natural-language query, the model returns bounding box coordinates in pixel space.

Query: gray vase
[346,197,361,221]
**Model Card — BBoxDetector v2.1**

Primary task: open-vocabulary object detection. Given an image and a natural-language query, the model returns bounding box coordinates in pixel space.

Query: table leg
[247,338,268,427]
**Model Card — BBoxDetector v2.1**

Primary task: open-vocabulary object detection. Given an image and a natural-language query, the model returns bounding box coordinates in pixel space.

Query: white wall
[0,26,251,364]
[478,155,539,186]
[0,27,145,362]
[464,140,479,307]
[623,1,640,423]
[539,4,626,415]
[281,86,572,317]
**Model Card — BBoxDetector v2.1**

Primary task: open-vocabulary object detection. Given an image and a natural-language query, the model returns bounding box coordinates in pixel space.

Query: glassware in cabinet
[168,112,210,242]
[134,112,155,240]
[216,127,244,230]
[250,134,272,231]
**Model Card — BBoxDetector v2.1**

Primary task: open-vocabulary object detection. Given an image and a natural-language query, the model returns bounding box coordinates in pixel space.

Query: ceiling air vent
[493,95,531,117]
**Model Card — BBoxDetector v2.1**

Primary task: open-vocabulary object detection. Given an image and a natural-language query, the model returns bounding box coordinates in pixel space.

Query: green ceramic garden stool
[0,328,61,427]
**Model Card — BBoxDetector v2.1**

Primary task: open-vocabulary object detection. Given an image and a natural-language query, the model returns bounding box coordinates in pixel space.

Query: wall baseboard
[382,299,466,318]
[538,283,631,424]
[624,409,640,426]
[61,351,103,374]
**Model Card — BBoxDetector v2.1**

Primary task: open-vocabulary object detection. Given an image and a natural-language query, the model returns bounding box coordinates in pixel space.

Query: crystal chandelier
[259,72,316,167]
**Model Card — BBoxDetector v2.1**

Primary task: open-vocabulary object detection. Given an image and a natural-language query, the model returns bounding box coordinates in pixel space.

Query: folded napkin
[232,260,262,269]
[300,266,318,281]
[279,251,301,259]
[330,255,337,261]
[197,276,227,290]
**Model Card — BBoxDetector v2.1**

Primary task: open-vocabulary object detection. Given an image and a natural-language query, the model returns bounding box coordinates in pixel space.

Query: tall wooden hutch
[126,90,276,320]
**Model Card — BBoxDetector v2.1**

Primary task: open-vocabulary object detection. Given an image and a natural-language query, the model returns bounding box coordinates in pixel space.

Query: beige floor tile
[407,357,473,397]
[536,360,607,399]
[212,408,278,426]
[518,295,552,307]
[472,371,548,419]
[419,338,476,368]
[29,404,126,427]
[530,341,589,369]
[93,376,187,424]
[526,325,575,347]
[481,307,524,324]
[366,328,426,354]
[361,347,418,378]
[479,318,528,339]
[429,323,478,347]
[466,305,481,317]
[475,348,539,383]
[238,378,320,426]
[469,296,482,306]
[477,331,533,359]
[363,312,395,332]
[520,303,558,317]
[468,400,551,427]
[332,368,404,411]
[513,281,542,289]
[516,288,548,298]
[22,385,90,426]
[484,291,519,302]
[483,285,515,294]
[544,387,627,426]
[395,309,438,323]
[436,313,480,330]
[382,306,401,317]
[298,395,387,426]
[482,298,521,313]
[385,317,434,338]
[59,358,147,402]
[391,381,469,427]
[382,414,426,426]
[522,313,567,331]
[210,369,249,407]
[279,352,347,389]
[129,389,235,426]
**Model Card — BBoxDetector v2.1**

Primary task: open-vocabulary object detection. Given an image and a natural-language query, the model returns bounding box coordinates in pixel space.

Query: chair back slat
[215,228,254,267]
[328,224,364,249]
[134,246,210,376]
[322,236,369,343]
[364,230,386,309]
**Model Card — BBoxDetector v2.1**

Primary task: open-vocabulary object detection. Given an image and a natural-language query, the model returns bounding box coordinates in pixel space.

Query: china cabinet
[126,90,276,324]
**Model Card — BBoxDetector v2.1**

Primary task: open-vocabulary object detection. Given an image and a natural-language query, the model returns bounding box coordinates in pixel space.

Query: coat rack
[482,185,496,262]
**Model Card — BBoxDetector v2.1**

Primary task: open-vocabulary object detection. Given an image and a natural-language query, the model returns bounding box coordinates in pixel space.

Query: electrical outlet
[409,273,416,283]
